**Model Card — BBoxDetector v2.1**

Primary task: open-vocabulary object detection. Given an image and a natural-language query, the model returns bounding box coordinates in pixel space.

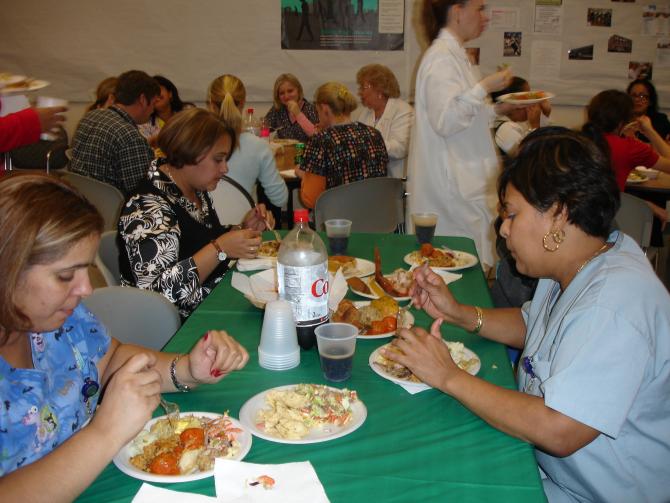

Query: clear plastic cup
[315,323,357,382]
[258,300,300,370]
[36,96,68,140]
[324,219,352,255]
[411,213,438,245]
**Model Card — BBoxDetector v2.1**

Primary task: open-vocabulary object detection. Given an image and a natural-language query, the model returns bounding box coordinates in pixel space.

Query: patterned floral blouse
[0,305,109,475]
[118,160,230,318]
[264,100,318,143]
[303,122,389,188]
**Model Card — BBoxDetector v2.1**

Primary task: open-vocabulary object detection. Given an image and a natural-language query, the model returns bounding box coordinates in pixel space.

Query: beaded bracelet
[472,306,483,334]
[170,354,191,392]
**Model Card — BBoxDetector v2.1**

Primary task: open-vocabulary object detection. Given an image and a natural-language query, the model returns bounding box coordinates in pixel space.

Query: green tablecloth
[77,233,546,502]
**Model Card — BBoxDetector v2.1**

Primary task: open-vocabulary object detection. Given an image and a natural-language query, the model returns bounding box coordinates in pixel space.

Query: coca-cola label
[277,262,329,323]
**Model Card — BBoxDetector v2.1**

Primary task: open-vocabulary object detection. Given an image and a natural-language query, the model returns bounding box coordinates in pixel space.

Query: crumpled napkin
[232,269,347,311]
[237,258,276,272]
[214,459,330,503]
[132,483,217,503]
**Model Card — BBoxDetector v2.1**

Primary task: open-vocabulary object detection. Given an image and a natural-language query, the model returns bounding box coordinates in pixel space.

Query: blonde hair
[0,174,103,332]
[207,74,246,135]
[356,64,401,99]
[314,82,357,116]
[272,73,304,110]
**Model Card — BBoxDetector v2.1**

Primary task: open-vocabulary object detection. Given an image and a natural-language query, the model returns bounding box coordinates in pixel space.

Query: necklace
[575,242,612,275]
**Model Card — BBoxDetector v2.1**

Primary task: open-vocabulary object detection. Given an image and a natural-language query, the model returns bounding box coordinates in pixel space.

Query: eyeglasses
[358,84,372,91]
[630,93,650,101]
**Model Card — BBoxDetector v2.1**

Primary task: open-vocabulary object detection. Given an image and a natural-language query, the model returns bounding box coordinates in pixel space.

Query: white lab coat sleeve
[423,57,490,139]
[495,121,525,155]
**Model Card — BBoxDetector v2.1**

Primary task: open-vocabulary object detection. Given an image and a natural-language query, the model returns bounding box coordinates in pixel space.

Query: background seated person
[263,73,318,143]
[86,76,118,112]
[387,127,670,503]
[70,70,159,196]
[0,173,248,500]
[491,76,551,157]
[118,109,271,318]
[207,74,288,209]
[297,82,388,209]
[626,78,670,143]
[356,64,413,179]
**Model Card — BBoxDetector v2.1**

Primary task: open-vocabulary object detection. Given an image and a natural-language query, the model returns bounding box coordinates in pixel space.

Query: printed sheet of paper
[530,40,562,81]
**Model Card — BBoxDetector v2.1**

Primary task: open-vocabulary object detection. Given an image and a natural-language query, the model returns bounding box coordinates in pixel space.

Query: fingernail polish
[204,332,209,341]
[213,369,224,377]
[210,369,217,377]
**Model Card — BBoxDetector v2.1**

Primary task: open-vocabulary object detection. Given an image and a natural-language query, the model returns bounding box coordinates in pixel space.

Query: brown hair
[87,76,118,112]
[356,64,401,99]
[0,174,104,332]
[314,82,358,116]
[114,70,160,106]
[157,108,237,169]
[272,73,305,110]
[207,74,246,135]
[422,0,466,43]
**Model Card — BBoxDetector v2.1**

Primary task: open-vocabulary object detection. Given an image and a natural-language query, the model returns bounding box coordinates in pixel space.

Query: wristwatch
[211,240,227,262]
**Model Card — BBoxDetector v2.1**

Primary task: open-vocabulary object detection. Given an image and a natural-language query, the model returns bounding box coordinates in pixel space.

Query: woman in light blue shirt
[387,127,670,502]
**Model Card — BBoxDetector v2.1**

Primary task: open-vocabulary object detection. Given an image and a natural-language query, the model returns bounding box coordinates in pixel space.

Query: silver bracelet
[169,354,191,392]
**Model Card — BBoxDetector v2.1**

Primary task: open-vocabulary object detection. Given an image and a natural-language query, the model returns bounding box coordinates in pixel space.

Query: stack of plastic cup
[258,300,300,370]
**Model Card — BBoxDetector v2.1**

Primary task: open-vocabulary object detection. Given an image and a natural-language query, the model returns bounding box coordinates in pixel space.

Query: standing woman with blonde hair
[207,74,288,209]
[297,82,388,209]
[406,0,515,268]
[263,73,319,142]
[356,64,414,179]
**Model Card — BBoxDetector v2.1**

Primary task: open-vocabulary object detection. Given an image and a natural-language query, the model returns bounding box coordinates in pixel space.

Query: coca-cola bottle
[277,209,329,350]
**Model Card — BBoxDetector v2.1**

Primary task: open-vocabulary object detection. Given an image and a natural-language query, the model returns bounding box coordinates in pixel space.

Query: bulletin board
[473,0,670,106]
[0,0,667,108]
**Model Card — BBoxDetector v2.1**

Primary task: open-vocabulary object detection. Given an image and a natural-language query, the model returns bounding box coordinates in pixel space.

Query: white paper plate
[369,342,481,390]
[626,173,649,184]
[496,91,555,105]
[403,250,478,272]
[239,384,367,444]
[279,169,297,179]
[0,79,49,95]
[0,74,27,89]
[331,257,375,279]
[349,275,411,301]
[112,412,252,483]
[353,300,414,339]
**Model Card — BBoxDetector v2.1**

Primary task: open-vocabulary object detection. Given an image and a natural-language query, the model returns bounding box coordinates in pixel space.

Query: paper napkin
[132,483,217,503]
[215,459,330,503]
[237,258,276,272]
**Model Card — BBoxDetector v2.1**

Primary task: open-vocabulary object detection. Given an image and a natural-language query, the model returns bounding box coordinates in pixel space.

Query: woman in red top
[582,90,670,191]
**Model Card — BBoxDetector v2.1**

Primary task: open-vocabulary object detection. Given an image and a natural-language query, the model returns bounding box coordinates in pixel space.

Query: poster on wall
[281,0,405,50]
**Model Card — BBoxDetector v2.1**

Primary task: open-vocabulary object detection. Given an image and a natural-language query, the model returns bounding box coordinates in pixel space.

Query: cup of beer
[411,213,438,245]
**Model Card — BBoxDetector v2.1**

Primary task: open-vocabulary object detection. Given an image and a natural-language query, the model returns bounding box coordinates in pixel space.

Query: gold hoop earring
[542,229,565,252]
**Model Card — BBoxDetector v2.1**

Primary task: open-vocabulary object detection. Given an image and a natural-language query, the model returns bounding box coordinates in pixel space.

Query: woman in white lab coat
[407,0,513,268]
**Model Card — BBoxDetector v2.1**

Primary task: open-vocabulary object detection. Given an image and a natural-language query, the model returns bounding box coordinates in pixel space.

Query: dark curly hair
[498,127,620,239]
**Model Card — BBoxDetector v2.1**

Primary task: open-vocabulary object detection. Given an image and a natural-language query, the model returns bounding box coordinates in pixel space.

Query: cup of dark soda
[411,213,438,245]
[324,219,352,255]
[315,323,357,382]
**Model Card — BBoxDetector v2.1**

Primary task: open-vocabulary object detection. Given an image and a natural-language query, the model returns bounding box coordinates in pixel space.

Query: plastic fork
[160,397,180,428]
[396,299,414,330]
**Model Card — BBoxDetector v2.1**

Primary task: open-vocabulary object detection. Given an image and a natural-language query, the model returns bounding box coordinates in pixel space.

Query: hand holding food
[383,320,463,391]
[217,229,261,259]
[242,204,273,232]
[286,100,301,117]
[92,352,162,448]
[187,331,249,385]
[637,115,654,134]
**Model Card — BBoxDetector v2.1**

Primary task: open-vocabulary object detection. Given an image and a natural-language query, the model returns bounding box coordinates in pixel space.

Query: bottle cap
[293,209,309,223]
[247,108,254,113]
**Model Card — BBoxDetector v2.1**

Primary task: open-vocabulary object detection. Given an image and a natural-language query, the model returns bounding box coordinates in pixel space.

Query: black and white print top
[118,160,230,318]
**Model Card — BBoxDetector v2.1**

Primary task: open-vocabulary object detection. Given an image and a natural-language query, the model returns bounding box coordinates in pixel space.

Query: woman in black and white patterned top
[118,109,272,318]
